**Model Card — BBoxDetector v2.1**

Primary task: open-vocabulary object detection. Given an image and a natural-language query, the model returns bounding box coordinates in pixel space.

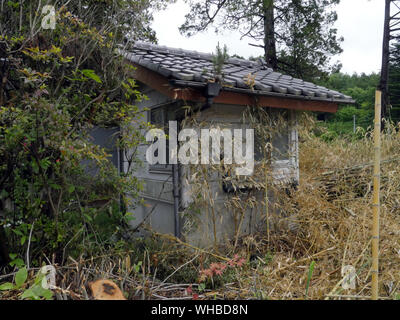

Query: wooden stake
[371,90,382,300]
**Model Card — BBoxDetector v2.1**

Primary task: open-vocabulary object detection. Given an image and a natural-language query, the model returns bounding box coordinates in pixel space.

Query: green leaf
[68,185,75,194]
[34,272,44,285]
[198,283,206,292]
[20,288,39,300]
[84,213,93,222]
[31,160,39,174]
[42,288,53,300]
[10,258,24,268]
[49,183,61,190]
[124,212,136,222]
[0,189,9,199]
[12,229,23,236]
[7,1,20,9]
[15,267,28,288]
[81,69,102,83]
[0,282,14,290]
[133,261,142,273]
[40,158,51,170]
[32,284,53,300]
[305,261,316,298]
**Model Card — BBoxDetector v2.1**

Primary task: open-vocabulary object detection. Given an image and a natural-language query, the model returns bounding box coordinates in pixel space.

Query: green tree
[0,1,170,265]
[179,0,343,81]
[317,72,379,135]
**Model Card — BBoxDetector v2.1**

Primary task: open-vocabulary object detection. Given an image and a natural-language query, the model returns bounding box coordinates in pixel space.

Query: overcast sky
[152,0,385,75]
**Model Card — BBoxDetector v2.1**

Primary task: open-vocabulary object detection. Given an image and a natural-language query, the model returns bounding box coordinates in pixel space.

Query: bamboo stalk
[265,161,270,246]
[371,90,382,300]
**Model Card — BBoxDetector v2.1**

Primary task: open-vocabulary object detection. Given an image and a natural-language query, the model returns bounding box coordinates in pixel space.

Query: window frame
[253,108,292,164]
[147,105,172,173]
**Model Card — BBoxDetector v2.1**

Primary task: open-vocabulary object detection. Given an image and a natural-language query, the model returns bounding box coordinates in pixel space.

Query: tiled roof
[124,42,354,104]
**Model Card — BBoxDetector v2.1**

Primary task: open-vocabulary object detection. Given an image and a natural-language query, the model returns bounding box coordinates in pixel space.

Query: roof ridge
[133,41,262,68]
[134,41,213,60]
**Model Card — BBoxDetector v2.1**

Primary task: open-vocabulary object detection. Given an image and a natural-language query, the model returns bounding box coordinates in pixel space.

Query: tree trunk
[0,199,10,266]
[379,0,391,121]
[0,224,9,266]
[263,0,278,69]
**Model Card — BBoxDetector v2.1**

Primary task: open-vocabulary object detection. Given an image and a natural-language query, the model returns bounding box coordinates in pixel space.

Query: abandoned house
[120,42,354,247]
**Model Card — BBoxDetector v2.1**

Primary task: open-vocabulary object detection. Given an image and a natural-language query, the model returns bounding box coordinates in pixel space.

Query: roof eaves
[170,79,356,105]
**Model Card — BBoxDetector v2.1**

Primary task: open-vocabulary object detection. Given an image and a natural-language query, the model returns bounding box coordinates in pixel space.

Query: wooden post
[371,90,382,300]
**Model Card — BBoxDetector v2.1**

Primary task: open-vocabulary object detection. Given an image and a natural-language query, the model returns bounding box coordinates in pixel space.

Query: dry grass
[231,121,400,300]
[2,119,400,300]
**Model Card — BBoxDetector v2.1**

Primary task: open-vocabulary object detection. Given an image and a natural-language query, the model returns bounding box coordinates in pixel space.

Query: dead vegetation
[2,116,400,300]
[245,119,400,300]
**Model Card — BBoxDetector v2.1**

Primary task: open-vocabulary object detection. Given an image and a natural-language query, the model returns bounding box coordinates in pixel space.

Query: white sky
[152,0,385,75]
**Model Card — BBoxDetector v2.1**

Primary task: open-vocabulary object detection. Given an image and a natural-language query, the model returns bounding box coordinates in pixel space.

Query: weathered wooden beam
[214,91,338,113]
[128,61,338,113]
[129,63,204,101]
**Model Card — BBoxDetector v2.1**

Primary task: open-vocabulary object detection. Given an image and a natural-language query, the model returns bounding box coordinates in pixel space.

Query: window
[271,120,289,161]
[222,109,292,193]
[254,109,290,162]
[148,106,173,172]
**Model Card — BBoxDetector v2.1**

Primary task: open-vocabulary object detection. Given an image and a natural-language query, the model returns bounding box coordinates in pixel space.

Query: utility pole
[379,0,400,122]
[379,0,391,120]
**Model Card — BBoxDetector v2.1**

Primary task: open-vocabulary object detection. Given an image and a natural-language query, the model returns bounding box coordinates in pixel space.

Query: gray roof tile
[123,42,354,104]
[254,82,272,91]
[175,72,195,81]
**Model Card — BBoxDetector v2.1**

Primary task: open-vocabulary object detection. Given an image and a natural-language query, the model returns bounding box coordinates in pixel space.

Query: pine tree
[179,0,343,81]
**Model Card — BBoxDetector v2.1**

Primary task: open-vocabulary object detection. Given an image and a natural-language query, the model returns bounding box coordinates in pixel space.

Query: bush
[0,2,150,266]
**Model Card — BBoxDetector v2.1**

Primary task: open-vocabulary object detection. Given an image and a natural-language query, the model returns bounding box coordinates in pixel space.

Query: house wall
[83,127,121,176]
[179,103,299,247]
[127,85,300,247]
[123,85,176,233]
